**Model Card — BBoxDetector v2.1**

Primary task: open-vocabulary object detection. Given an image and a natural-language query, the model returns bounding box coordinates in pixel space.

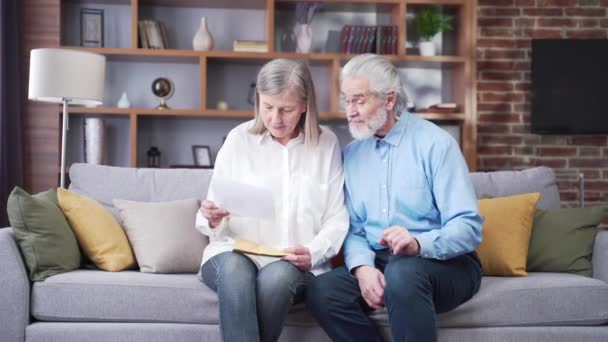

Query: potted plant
[415,7,453,56]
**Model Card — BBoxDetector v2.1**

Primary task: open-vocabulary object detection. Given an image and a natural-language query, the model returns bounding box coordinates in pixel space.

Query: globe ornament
[152,77,174,110]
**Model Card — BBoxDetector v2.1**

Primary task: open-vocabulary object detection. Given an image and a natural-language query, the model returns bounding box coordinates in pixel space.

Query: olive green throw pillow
[527,206,607,277]
[7,187,82,281]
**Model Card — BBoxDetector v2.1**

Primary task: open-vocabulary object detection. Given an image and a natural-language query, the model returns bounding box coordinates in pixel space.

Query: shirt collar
[373,111,409,147]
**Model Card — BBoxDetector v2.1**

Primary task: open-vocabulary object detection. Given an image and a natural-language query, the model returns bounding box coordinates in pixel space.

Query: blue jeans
[306,250,482,342]
[201,251,312,342]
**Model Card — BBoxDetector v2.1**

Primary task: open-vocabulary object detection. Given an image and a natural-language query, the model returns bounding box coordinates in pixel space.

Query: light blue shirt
[343,112,483,272]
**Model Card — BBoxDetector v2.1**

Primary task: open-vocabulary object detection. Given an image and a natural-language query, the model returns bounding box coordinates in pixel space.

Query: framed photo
[192,145,212,167]
[80,8,104,47]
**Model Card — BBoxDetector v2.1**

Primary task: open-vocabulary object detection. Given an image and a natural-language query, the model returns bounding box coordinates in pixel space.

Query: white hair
[341,54,408,114]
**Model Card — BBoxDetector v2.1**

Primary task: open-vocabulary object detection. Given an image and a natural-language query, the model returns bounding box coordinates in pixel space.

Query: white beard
[348,108,388,140]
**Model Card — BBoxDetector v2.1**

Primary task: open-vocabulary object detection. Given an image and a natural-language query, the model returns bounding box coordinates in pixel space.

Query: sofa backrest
[69,163,213,219]
[470,166,561,210]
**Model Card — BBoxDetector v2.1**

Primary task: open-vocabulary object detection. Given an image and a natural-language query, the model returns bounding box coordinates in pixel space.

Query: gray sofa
[2,163,608,342]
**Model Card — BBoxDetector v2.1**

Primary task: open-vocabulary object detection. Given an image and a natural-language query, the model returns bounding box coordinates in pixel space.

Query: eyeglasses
[341,92,377,110]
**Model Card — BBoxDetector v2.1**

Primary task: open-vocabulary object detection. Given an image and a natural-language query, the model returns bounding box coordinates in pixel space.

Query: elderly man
[306,54,483,342]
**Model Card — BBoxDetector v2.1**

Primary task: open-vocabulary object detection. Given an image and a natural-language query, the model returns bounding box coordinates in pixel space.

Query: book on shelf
[233,236,288,257]
[233,40,268,52]
[339,25,397,54]
[138,20,168,49]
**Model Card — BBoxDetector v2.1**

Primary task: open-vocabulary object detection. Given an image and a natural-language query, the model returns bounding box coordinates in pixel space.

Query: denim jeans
[201,251,312,342]
[306,250,482,342]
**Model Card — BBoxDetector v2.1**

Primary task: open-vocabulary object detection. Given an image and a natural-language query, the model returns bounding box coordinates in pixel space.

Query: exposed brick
[579,147,601,157]
[515,82,531,92]
[480,28,518,37]
[484,49,527,59]
[523,29,563,39]
[481,71,522,81]
[604,170,608,179]
[478,103,513,112]
[514,103,531,112]
[584,192,604,202]
[514,62,531,70]
[478,61,522,71]
[479,114,521,122]
[478,82,514,92]
[523,135,542,145]
[569,158,608,168]
[578,19,600,27]
[584,181,608,191]
[566,30,607,38]
[604,148,608,156]
[523,8,564,16]
[532,158,568,168]
[579,0,600,6]
[514,146,534,155]
[602,0,608,7]
[538,0,577,5]
[580,169,601,179]
[481,157,526,168]
[537,147,577,156]
[538,18,577,27]
[514,18,536,27]
[479,18,514,27]
[512,124,532,134]
[515,0,536,5]
[601,19,608,28]
[557,180,580,190]
[480,135,524,145]
[565,8,605,16]
[479,145,513,155]
[560,192,579,201]
[516,40,532,49]
[480,92,525,102]
[479,8,522,16]
[540,135,569,145]
[479,0,514,6]
[478,39,517,48]
[478,124,511,134]
[570,136,608,145]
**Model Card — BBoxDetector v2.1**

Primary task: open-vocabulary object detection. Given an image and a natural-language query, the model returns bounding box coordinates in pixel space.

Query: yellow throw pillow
[57,188,136,271]
[476,192,541,276]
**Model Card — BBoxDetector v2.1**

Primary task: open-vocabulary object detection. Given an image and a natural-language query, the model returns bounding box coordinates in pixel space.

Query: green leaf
[415,7,453,41]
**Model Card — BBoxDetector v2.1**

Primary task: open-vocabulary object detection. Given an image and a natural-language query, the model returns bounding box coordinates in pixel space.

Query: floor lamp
[28,48,106,188]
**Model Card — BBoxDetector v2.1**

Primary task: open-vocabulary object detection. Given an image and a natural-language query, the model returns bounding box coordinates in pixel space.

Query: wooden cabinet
[53,0,476,175]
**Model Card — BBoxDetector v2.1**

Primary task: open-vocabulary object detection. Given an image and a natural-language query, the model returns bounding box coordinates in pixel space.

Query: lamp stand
[60,98,69,188]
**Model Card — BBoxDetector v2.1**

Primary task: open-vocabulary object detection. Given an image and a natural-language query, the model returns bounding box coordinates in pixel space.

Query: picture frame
[192,145,212,167]
[80,8,104,47]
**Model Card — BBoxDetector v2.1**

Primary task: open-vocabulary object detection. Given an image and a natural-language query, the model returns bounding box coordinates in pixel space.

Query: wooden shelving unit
[52,0,476,173]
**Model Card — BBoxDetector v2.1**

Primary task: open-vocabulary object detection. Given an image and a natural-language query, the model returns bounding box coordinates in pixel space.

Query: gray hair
[249,59,320,146]
[341,54,408,114]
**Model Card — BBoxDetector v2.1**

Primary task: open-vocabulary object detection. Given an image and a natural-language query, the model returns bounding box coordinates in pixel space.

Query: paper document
[212,178,275,220]
[233,236,288,257]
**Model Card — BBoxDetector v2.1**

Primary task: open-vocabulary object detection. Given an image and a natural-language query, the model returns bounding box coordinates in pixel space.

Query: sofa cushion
[470,167,560,210]
[32,271,608,328]
[68,163,213,220]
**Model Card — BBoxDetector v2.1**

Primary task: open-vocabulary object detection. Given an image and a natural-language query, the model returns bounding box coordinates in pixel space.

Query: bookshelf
[25,0,476,189]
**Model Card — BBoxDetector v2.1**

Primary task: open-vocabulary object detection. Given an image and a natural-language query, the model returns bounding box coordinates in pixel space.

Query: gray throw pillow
[7,187,82,281]
[113,198,207,273]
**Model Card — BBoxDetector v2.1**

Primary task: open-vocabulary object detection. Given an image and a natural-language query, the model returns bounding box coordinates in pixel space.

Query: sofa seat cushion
[31,270,219,324]
[366,273,608,328]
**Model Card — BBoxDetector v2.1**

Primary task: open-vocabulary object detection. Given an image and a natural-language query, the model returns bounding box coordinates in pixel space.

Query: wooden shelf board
[405,0,466,5]
[414,112,466,121]
[69,107,131,115]
[138,0,266,9]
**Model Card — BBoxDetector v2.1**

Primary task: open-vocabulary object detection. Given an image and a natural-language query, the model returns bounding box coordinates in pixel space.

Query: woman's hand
[200,200,229,228]
[283,245,312,272]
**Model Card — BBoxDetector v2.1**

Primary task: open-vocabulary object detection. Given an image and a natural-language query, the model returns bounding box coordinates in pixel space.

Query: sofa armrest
[593,227,608,284]
[0,227,29,342]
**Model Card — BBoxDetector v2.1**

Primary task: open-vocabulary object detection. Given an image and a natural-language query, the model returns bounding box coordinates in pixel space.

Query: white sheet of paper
[212,178,275,220]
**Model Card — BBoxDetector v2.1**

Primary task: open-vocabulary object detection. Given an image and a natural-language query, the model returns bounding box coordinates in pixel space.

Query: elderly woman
[195,59,349,342]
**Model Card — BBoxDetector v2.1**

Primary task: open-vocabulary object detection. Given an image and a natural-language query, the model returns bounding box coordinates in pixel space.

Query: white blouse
[196,120,349,275]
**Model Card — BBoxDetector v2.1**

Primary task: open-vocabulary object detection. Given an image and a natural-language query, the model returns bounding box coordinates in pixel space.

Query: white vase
[193,16,214,51]
[84,118,105,165]
[294,23,312,53]
[419,40,436,56]
[117,92,131,108]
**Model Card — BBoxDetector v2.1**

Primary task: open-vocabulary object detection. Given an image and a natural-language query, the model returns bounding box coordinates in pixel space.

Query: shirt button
[382,159,387,163]
[382,208,387,213]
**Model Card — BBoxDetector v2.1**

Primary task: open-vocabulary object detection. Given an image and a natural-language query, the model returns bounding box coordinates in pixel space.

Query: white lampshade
[28,48,106,107]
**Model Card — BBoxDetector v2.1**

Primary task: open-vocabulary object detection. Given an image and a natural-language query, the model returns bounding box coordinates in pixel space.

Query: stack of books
[339,25,398,54]
[233,40,268,53]
[138,20,169,49]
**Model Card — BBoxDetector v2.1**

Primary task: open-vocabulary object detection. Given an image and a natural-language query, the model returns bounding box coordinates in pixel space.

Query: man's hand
[283,245,312,272]
[378,226,420,256]
[353,265,386,310]
[200,200,229,228]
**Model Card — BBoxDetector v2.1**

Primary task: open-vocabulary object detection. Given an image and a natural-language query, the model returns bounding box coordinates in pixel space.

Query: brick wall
[477,0,608,208]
